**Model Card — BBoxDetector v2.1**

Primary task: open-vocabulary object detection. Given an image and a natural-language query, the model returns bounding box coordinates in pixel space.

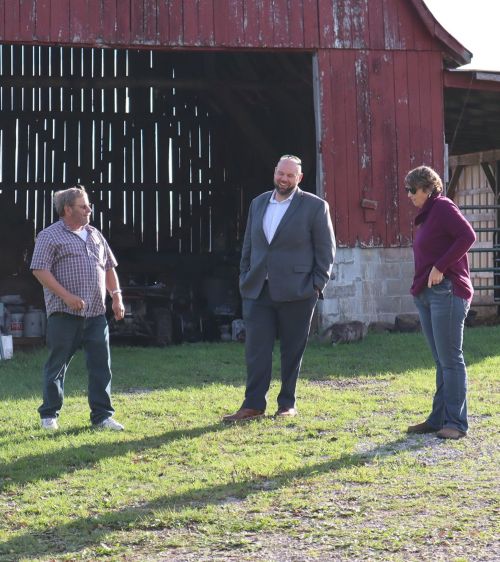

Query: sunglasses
[405,186,418,195]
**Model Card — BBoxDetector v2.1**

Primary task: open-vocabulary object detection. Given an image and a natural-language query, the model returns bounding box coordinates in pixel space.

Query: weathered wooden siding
[319,49,444,247]
[1,0,437,51]
[0,0,451,248]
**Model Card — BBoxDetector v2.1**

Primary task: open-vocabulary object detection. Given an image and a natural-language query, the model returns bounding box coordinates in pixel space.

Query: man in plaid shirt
[31,185,125,431]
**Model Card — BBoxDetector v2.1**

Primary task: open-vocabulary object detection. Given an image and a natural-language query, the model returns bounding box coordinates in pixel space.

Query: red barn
[0,0,498,340]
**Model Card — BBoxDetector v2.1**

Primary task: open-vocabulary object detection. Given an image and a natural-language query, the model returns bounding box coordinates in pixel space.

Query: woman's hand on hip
[427,266,444,288]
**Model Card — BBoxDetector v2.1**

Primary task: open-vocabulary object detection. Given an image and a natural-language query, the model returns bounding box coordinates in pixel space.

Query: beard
[274,180,296,197]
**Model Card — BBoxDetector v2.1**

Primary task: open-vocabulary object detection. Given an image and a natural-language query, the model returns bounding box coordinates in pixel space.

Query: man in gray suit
[223,155,336,422]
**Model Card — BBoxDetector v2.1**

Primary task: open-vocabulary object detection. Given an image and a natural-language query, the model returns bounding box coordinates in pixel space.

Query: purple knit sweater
[411,194,476,300]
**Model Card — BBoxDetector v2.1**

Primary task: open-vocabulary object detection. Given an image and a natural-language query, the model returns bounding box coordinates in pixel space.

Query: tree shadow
[0,433,442,559]
[1,325,498,400]
[0,423,227,491]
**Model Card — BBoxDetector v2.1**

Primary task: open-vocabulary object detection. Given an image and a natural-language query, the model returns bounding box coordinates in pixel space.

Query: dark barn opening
[0,45,316,345]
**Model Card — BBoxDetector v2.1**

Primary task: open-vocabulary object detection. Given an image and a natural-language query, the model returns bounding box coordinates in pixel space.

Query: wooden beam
[481,162,497,192]
[449,150,500,167]
[0,75,310,91]
[446,165,464,200]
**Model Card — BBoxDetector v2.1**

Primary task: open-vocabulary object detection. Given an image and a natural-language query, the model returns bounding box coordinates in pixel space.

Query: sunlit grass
[0,326,499,561]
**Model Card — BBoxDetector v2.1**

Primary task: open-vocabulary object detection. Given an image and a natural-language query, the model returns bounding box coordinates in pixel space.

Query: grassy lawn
[0,327,499,561]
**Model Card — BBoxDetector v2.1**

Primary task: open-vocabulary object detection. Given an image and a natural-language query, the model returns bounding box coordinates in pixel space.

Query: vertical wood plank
[317,0,333,49]
[5,0,20,41]
[71,0,89,43]
[50,0,70,43]
[302,0,319,48]
[258,0,274,47]
[342,50,366,244]
[367,0,384,50]
[243,0,260,46]
[228,0,245,46]
[130,0,145,43]
[406,51,422,171]
[394,0,415,50]
[115,0,131,44]
[393,50,413,245]
[142,122,156,249]
[143,0,157,44]
[101,0,118,44]
[332,0,352,48]
[316,50,337,240]
[350,0,369,48]
[287,0,305,48]
[272,0,289,47]
[27,117,38,184]
[0,0,5,38]
[182,0,199,45]
[114,48,127,112]
[52,115,65,190]
[168,0,184,45]
[329,50,350,244]
[88,0,103,46]
[429,52,444,176]
[382,0,399,49]
[354,50,374,242]
[17,117,29,184]
[412,3,435,51]
[35,0,51,41]
[418,51,433,166]
[155,116,168,251]
[368,51,398,246]
[19,0,36,41]
[156,0,168,42]
[197,0,214,45]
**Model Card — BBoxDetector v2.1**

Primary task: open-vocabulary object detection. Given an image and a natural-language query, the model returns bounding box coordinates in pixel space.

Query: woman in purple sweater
[405,166,476,440]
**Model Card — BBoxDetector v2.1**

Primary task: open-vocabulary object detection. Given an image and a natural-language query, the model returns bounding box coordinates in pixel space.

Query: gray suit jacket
[239,188,336,302]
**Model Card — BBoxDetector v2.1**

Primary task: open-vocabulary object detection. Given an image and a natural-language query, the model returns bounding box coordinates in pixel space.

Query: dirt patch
[309,378,391,390]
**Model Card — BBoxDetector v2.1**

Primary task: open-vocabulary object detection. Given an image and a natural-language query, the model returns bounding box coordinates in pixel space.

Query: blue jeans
[413,279,470,433]
[38,313,115,425]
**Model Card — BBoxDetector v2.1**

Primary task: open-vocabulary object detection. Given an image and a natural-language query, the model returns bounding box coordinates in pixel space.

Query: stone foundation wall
[318,247,417,330]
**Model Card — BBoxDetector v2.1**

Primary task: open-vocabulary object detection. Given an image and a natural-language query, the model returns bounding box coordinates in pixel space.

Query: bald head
[274,155,303,201]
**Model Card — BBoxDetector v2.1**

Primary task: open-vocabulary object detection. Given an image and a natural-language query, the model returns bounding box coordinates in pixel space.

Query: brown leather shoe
[436,427,466,440]
[222,408,265,423]
[275,407,297,417]
[407,421,438,434]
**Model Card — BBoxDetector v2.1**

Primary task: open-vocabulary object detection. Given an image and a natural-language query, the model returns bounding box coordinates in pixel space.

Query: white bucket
[24,309,45,337]
[10,312,24,337]
[0,335,13,359]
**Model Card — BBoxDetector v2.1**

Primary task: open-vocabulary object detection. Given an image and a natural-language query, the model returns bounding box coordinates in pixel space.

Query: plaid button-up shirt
[30,219,118,317]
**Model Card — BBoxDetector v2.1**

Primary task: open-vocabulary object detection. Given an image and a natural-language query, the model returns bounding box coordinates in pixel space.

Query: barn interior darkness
[0,45,316,344]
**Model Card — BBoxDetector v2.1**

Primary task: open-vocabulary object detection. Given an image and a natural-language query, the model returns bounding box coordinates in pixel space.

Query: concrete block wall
[318,247,417,330]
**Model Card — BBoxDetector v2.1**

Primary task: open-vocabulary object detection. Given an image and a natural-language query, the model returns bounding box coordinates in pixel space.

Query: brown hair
[404,166,443,194]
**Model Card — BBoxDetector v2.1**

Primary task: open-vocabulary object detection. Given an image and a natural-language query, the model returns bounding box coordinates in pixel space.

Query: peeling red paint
[0,0,463,248]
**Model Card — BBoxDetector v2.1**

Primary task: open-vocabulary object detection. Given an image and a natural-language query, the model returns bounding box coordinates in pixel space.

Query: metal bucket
[10,312,24,337]
[23,309,45,337]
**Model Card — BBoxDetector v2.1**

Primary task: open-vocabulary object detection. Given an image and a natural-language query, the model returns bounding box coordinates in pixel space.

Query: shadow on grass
[0,423,228,491]
[1,326,498,400]
[0,434,436,559]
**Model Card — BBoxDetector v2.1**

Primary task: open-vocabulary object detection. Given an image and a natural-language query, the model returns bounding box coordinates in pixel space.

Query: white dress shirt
[262,189,296,243]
